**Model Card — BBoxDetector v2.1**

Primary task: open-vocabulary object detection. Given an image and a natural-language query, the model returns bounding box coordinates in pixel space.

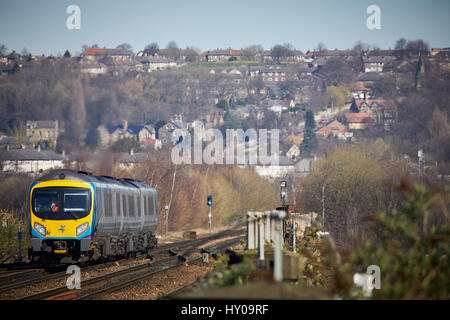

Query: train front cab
[29,179,95,264]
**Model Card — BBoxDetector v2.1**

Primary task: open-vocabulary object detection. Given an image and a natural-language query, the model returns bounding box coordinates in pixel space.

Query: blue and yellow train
[28,170,158,264]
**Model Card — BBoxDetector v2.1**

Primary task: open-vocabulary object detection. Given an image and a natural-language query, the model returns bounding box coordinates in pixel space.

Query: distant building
[81,48,106,61]
[0,147,67,174]
[203,49,242,62]
[26,120,59,147]
[97,120,156,147]
[344,113,375,130]
[315,120,346,139]
[158,118,188,146]
[283,132,304,147]
[350,99,397,130]
[286,144,300,160]
[250,156,296,180]
[116,150,148,170]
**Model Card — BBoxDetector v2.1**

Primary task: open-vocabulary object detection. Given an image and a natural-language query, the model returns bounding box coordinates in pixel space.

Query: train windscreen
[32,187,91,220]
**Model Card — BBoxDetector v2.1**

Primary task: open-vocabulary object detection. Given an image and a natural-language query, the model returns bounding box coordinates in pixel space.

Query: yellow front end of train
[29,179,95,261]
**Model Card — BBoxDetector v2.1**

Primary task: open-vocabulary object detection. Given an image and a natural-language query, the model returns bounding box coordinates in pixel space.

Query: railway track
[0,228,242,296]
[76,236,243,300]
[2,228,243,300]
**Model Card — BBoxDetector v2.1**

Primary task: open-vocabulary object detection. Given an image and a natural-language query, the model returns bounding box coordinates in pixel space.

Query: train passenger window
[122,194,127,217]
[116,193,121,217]
[143,196,148,216]
[137,195,141,217]
[104,192,112,217]
[128,195,134,217]
[96,188,103,216]
[147,196,153,216]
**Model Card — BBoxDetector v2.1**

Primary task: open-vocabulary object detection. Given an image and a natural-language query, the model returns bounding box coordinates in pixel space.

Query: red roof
[231,49,242,56]
[82,48,105,56]
[345,113,374,123]
[344,82,372,92]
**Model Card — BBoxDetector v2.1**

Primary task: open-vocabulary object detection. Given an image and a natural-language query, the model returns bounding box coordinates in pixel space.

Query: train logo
[58,225,66,234]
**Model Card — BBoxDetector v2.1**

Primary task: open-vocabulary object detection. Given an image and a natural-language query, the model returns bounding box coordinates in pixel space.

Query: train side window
[128,195,134,217]
[143,195,148,216]
[148,195,153,216]
[122,194,127,217]
[116,192,121,217]
[105,191,112,217]
[96,187,104,217]
[137,194,141,217]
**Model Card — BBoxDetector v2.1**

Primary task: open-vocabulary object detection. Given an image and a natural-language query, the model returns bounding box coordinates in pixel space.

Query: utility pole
[164,204,169,238]
[322,183,325,229]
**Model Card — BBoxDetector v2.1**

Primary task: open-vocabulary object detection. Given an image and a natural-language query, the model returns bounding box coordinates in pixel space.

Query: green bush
[335,182,449,299]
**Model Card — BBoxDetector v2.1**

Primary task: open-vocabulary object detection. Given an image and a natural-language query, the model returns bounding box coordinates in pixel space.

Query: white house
[0,147,67,174]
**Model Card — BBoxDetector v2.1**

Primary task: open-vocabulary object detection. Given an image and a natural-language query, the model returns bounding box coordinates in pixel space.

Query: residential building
[283,132,304,147]
[0,147,67,174]
[158,120,188,146]
[203,49,242,62]
[344,113,374,130]
[286,144,300,160]
[350,99,397,129]
[81,48,106,61]
[315,120,346,138]
[97,121,156,147]
[26,120,59,147]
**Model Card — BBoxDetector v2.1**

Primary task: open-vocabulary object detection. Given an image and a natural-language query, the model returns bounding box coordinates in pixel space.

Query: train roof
[33,170,154,190]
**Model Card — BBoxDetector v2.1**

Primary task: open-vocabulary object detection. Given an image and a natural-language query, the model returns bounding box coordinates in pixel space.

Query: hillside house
[0,147,67,174]
[315,120,346,139]
[97,121,156,147]
[344,113,374,130]
[105,48,133,62]
[26,120,59,147]
[350,99,397,129]
[283,132,304,147]
[261,99,294,115]
[158,120,188,146]
[81,48,106,61]
[286,144,300,160]
[203,49,242,62]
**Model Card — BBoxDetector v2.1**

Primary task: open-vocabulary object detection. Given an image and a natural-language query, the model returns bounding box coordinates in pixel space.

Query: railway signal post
[207,195,212,233]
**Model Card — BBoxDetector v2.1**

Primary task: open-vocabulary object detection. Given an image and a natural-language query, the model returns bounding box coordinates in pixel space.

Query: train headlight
[76,222,89,236]
[34,222,46,237]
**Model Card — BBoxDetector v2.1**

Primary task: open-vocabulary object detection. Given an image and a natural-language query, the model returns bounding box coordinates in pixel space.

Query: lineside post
[272,210,286,282]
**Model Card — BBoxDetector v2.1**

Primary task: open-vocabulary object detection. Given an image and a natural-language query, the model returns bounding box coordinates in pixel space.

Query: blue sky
[0,0,449,55]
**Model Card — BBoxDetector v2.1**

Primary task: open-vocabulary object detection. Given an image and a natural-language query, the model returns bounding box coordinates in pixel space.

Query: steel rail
[16,231,244,300]
[76,236,243,300]
[0,228,243,294]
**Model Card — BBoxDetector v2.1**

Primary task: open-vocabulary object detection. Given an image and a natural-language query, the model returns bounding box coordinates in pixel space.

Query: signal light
[207,195,212,206]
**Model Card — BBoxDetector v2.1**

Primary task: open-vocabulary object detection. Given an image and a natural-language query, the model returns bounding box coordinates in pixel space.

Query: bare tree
[144,42,159,56]
[117,43,133,52]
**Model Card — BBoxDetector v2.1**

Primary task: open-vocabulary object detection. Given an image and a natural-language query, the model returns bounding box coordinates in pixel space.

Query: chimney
[122,120,128,131]
[130,148,134,156]
[62,150,66,157]
[38,144,41,152]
